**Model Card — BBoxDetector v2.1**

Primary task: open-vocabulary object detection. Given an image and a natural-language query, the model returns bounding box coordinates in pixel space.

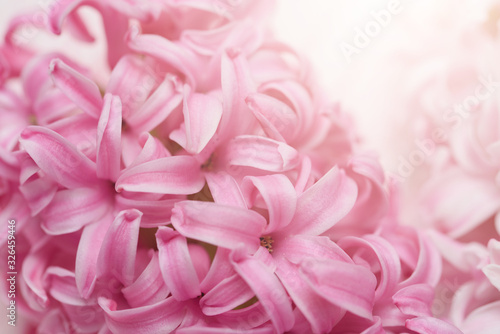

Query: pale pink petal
[20,126,99,189]
[220,50,256,139]
[420,168,500,238]
[41,186,112,235]
[205,171,247,208]
[122,251,170,307]
[63,303,106,333]
[49,58,103,118]
[98,296,185,334]
[171,201,266,252]
[128,76,183,133]
[47,0,86,35]
[406,316,463,334]
[115,156,205,195]
[76,213,114,299]
[38,310,71,334]
[33,88,77,125]
[171,86,223,154]
[200,248,236,292]
[188,243,211,283]
[213,302,270,330]
[393,284,434,318]
[246,92,297,143]
[299,258,377,320]
[241,174,297,234]
[275,258,345,333]
[106,55,160,119]
[156,227,201,301]
[127,133,171,169]
[96,93,122,181]
[97,209,142,286]
[286,166,358,236]
[338,235,401,301]
[18,177,58,216]
[101,7,130,68]
[126,30,198,87]
[115,194,179,227]
[225,135,300,172]
[230,247,295,333]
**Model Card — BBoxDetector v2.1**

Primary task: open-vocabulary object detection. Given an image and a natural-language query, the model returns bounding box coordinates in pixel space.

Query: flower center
[260,236,274,253]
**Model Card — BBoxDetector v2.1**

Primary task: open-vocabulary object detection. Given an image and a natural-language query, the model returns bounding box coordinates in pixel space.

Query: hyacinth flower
[0,0,474,333]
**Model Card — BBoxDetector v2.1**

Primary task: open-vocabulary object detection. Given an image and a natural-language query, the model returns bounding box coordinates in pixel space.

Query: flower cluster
[0,0,481,333]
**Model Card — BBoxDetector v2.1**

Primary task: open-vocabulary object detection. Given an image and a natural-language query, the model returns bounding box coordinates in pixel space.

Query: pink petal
[420,168,500,238]
[338,235,401,301]
[276,259,345,333]
[219,50,256,139]
[126,31,198,87]
[205,171,247,208]
[47,0,86,35]
[200,274,254,316]
[96,93,122,181]
[122,251,170,307]
[106,55,160,119]
[225,135,300,172]
[246,92,297,143]
[115,195,179,227]
[171,86,223,154]
[75,213,114,299]
[49,58,103,118]
[115,156,205,195]
[127,76,183,133]
[171,201,266,252]
[299,258,377,320]
[99,296,185,334]
[127,133,171,169]
[406,316,462,334]
[200,248,236,292]
[97,209,142,286]
[41,186,112,235]
[18,177,58,216]
[230,247,295,333]
[156,227,201,301]
[286,166,358,236]
[393,284,434,318]
[241,174,297,234]
[45,267,86,306]
[20,126,99,189]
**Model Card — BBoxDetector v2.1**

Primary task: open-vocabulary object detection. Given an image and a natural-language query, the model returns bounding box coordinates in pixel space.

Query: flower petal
[96,93,122,181]
[406,316,462,334]
[241,174,297,234]
[225,135,300,172]
[40,186,112,235]
[286,166,358,236]
[171,86,223,154]
[97,209,142,286]
[49,58,103,118]
[116,156,205,195]
[128,76,183,133]
[171,201,266,252]
[20,126,99,189]
[98,296,185,334]
[393,284,434,318]
[122,250,170,308]
[200,274,254,316]
[230,247,295,333]
[75,213,114,299]
[205,171,247,208]
[156,227,201,301]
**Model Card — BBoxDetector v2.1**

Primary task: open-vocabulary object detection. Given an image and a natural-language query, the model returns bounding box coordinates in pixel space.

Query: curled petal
[41,186,112,235]
[116,156,205,195]
[20,126,98,189]
[286,166,358,236]
[241,174,297,234]
[393,284,434,318]
[230,247,295,333]
[226,135,300,172]
[49,58,103,118]
[200,274,254,316]
[96,94,122,181]
[97,209,142,286]
[122,251,170,308]
[406,316,463,334]
[156,227,201,301]
[99,297,185,334]
[205,172,247,208]
[171,201,266,252]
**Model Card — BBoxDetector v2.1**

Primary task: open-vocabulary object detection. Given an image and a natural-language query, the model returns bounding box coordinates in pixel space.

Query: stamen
[260,236,274,253]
